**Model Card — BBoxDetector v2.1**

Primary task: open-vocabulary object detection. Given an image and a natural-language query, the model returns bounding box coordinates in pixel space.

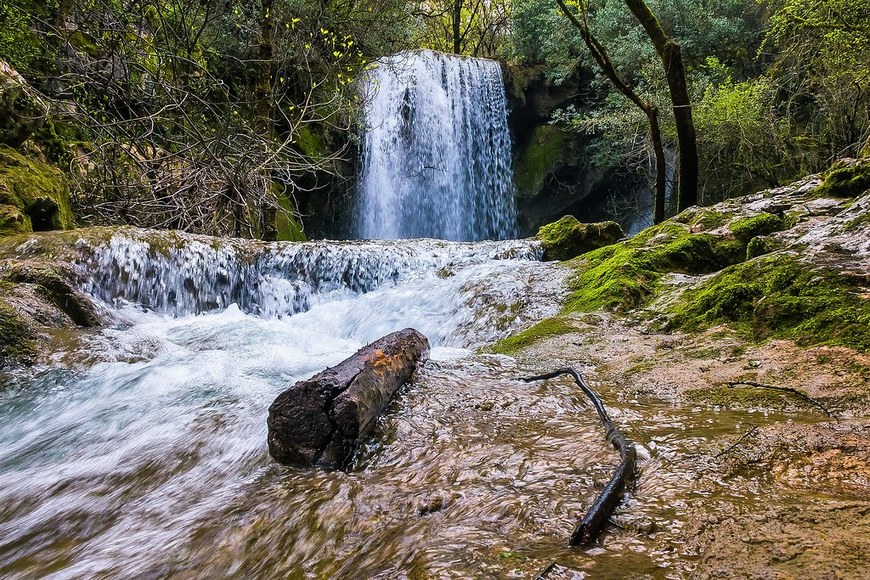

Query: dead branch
[522,367,637,546]
[725,381,837,420]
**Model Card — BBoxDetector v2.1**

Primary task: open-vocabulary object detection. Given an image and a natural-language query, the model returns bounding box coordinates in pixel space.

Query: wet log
[522,367,637,546]
[267,328,429,469]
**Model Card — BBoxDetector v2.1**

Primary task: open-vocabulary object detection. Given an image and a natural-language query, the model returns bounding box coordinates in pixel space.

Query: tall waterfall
[356,50,517,241]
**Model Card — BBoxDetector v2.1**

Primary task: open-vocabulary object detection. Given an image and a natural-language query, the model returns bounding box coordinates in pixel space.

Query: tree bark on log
[268,328,429,469]
[523,367,637,546]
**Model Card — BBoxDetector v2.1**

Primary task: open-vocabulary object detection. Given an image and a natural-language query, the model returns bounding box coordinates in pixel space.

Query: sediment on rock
[267,328,430,469]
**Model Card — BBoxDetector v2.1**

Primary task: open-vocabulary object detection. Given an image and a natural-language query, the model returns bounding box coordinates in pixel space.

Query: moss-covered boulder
[0,58,47,147]
[0,145,74,236]
[816,158,870,198]
[536,216,624,261]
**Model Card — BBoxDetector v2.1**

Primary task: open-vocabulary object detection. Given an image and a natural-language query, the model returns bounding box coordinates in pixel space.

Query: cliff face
[503,62,646,237]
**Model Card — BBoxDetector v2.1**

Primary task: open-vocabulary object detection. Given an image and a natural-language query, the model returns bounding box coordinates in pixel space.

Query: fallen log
[268,328,429,469]
[522,367,637,546]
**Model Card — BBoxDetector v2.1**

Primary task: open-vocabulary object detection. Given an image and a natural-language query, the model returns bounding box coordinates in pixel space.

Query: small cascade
[356,50,517,241]
[83,230,543,323]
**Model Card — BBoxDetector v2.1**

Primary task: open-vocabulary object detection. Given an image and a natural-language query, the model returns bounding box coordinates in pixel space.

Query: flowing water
[356,50,516,241]
[0,232,802,578]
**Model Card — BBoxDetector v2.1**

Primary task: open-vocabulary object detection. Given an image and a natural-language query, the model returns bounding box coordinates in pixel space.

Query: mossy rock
[668,254,870,352]
[0,58,47,147]
[483,317,575,355]
[0,293,38,366]
[816,159,870,198]
[0,144,74,236]
[513,125,568,197]
[536,216,624,261]
[728,213,785,242]
[561,221,748,313]
[275,189,306,242]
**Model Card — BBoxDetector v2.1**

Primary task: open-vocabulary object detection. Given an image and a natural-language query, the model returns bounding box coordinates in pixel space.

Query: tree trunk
[556,0,667,223]
[622,0,698,211]
[267,328,430,469]
[452,0,463,54]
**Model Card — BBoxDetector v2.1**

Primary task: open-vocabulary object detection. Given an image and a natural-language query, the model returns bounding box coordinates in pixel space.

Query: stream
[0,233,803,578]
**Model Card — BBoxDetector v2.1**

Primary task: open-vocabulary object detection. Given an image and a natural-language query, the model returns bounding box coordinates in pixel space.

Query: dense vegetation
[0,0,867,237]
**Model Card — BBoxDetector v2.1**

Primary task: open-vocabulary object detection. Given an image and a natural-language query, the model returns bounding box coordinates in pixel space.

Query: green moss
[0,292,37,365]
[816,159,870,198]
[0,145,74,236]
[561,221,747,313]
[672,206,732,230]
[536,216,623,261]
[729,213,785,241]
[294,125,327,158]
[746,235,785,260]
[669,254,870,352]
[275,190,306,242]
[482,317,575,355]
[67,31,100,58]
[513,125,567,196]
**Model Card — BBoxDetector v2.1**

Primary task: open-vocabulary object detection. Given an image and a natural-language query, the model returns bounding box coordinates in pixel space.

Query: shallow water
[0,235,805,578]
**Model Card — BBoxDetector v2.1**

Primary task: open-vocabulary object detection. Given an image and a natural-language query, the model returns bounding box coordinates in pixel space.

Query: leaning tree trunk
[622,0,698,211]
[556,0,667,223]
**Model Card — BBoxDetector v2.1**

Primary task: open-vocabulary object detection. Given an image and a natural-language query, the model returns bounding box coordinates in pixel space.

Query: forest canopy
[0,0,867,236]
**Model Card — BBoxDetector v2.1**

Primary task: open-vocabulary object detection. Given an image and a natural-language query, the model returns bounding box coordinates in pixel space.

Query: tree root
[522,367,637,546]
[725,380,837,420]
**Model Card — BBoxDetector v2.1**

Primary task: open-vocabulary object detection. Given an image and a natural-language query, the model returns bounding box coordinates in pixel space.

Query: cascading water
[0,231,800,577]
[356,50,517,241]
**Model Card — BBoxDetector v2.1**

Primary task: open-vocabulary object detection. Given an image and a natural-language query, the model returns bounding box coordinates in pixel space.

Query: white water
[356,50,516,241]
[0,232,568,577]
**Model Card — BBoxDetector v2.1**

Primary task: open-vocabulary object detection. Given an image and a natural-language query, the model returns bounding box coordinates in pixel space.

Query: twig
[725,381,837,420]
[522,368,637,546]
[533,561,557,580]
[715,424,759,458]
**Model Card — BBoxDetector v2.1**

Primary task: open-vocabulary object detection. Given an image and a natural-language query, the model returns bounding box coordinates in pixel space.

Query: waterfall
[356,50,517,241]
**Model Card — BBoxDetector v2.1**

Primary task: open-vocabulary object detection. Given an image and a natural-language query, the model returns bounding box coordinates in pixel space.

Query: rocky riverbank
[493,158,870,577]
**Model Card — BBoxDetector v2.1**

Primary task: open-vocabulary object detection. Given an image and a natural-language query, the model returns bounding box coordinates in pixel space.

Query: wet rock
[267,328,430,469]
[536,216,624,261]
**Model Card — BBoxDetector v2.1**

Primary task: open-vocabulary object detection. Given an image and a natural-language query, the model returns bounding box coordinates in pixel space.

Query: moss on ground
[668,254,870,352]
[729,213,785,241]
[0,145,74,236]
[815,159,870,198]
[482,317,575,355]
[561,221,747,313]
[685,386,799,410]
